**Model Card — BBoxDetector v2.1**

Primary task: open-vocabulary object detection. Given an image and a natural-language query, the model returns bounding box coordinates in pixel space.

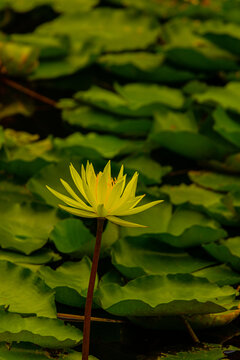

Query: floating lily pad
[75,83,185,117]
[213,106,240,147]
[193,264,240,286]
[53,132,143,159]
[122,155,171,185]
[0,343,98,360]
[0,40,38,76]
[111,236,215,279]
[62,104,152,136]
[121,202,226,248]
[50,218,119,257]
[189,170,240,192]
[194,82,240,114]
[149,109,235,160]
[163,18,238,71]
[37,8,160,52]
[98,52,195,83]
[0,0,98,13]
[203,237,240,272]
[97,273,236,317]
[0,311,82,348]
[0,129,58,178]
[0,248,61,265]
[0,260,56,318]
[0,180,33,203]
[38,257,96,307]
[160,183,238,225]
[0,201,59,254]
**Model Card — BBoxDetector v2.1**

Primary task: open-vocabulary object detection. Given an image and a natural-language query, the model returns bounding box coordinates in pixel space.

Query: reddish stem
[82,218,105,360]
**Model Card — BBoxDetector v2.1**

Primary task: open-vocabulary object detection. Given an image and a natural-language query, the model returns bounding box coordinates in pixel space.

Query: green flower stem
[82,217,105,360]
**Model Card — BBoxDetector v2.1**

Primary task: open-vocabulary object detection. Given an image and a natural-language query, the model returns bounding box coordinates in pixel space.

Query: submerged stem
[82,217,105,360]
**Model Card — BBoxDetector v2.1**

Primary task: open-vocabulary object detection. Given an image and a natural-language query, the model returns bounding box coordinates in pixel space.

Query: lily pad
[0,248,61,265]
[163,18,238,71]
[37,8,160,52]
[213,106,240,147]
[193,264,240,286]
[75,83,185,117]
[62,104,152,136]
[203,237,240,272]
[50,218,119,257]
[194,82,240,114]
[0,201,59,254]
[97,273,236,317]
[160,183,238,225]
[98,52,195,83]
[121,202,226,248]
[38,256,96,307]
[0,0,98,13]
[122,155,171,185]
[0,311,82,348]
[0,343,98,360]
[189,170,240,192]
[0,260,56,318]
[111,236,216,279]
[149,109,235,160]
[53,132,143,159]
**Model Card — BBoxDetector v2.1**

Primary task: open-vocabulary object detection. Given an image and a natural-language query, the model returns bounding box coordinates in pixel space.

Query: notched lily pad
[0,260,56,318]
[38,256,96,307]
[97,273,236,317]
[203,237,240,272]
[0,201,59,254]
[0,311,82,348]
[111,236,216,279]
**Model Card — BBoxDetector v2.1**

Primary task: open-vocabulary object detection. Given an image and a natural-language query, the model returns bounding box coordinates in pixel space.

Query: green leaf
[122,155,171,185]
[213,107,240,147]
[98,52,195,83]
[53,132,143,159]
[37,8,160,52]
[0,248,61,266]
[194,82,240,114]
[160,183,238,225]
[158,344,239,359]
[149,109,235,160]
[111,236,215,279]
[203,237,240,272]
[97,273,236,316]
[0,201,59,254]
[62,104,152,136]
[193,264,240,286]
[0,129,58,178]
[198,20,240,56]
[189,170,240,192]
[75,83,185,117]
[50,218,119,257]
[0,343,98,360]
[0,311,82,348]
[0,180,33,203]
[0,260,56,318]
[120,201,226,247]
[0,40,38,76]
[0,0,98,13]
[163,18,238,71]
[38,257,96,307]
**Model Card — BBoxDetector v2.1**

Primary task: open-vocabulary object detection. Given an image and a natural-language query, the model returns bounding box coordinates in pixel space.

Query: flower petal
[121,172,139,201]
[81,163,98,209]
[46,185,93,211]
[60,178,93,211]
[69,163,88,201]
[115,200,164,216]
[59,204,97,218]
[97,161,111,204]
[97,204,108,217]
[110,194,145,214]
[117,164,124,180]
[106,215,147,228]
[105,175,126,210]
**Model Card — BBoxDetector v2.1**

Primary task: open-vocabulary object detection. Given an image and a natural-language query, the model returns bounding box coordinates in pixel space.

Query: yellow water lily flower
[46,161,163,228]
